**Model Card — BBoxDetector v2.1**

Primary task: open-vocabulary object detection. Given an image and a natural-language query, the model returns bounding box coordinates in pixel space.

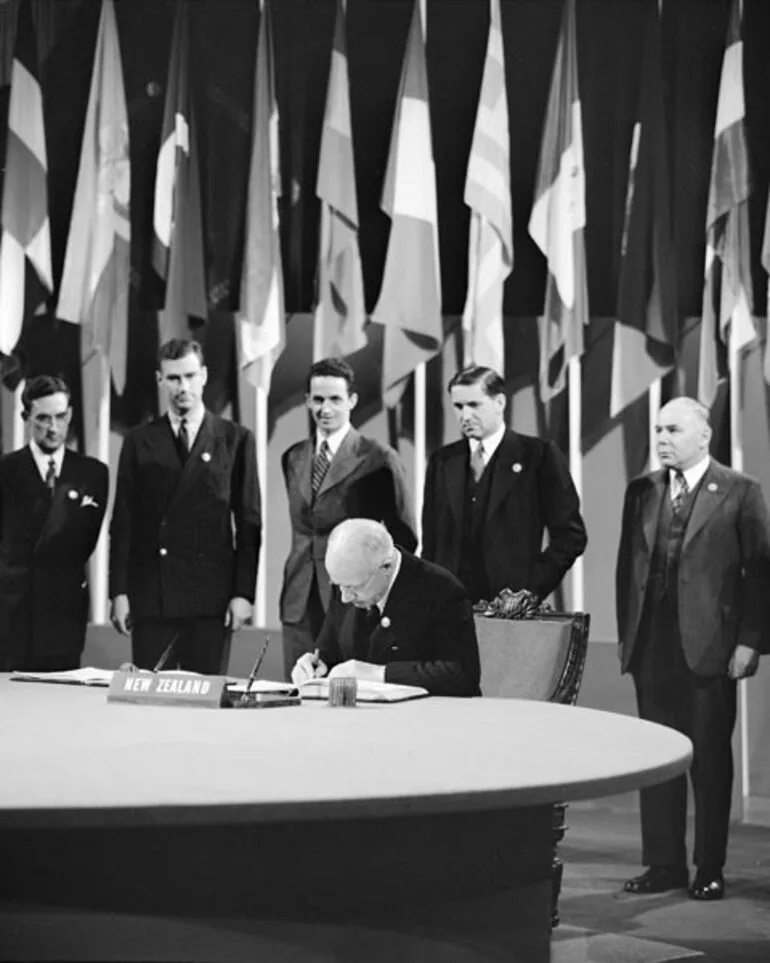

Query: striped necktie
[470,443,486,482]
[672,470,689,515]
[44,457,56,494]
[311,440,331,497]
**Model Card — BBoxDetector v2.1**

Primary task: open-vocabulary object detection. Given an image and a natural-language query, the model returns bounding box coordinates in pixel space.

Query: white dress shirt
[470,422,506,469]
[316,422,350,458]
[670,455,710,501]
[29,439,65,483]
[167,406,205,448]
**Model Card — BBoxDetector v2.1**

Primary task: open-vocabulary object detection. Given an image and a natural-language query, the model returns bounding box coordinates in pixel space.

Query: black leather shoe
[689,871,725,901]
[623,866,689,894]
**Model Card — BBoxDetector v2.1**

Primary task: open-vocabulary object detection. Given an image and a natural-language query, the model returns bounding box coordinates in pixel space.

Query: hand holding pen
[291,647,328,685]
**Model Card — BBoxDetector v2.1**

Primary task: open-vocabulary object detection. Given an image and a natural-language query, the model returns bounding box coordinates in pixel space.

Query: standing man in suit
[291,518,480,696]
[280,357,417,679]
[109,339,261,675]
[422,365,586,608]
[616,397,770,901]
[0,376,108,672]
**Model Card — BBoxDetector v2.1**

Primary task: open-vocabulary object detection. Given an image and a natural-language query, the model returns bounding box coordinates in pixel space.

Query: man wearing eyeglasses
[291,518,480,696]
[0,375,108,672]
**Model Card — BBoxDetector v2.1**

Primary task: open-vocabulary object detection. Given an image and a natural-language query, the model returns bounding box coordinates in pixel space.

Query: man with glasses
[109,338,261,674]
[0,375,108,671]
[291,518,480,696]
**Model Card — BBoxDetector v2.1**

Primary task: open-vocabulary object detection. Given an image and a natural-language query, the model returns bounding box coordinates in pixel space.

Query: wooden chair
[474,611,590,927]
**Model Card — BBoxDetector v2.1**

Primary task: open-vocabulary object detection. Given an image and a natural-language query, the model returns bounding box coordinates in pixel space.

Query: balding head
[656,396,711,471]
[326,519,397,608]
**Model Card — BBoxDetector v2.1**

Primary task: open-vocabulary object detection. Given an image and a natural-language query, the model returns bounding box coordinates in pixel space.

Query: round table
[0,677,692,963]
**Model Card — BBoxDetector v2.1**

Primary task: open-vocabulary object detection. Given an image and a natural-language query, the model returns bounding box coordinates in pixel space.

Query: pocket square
[80,495,99,509]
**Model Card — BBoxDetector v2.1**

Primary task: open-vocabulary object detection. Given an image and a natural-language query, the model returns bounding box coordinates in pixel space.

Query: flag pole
[89,352,110,624]
[567,355,583,611]
[648,378,661,471]
[254,382,268,627]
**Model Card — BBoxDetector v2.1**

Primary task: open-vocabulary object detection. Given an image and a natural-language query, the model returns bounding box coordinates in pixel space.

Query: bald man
[616,397,770,901]
[291,519,480,697]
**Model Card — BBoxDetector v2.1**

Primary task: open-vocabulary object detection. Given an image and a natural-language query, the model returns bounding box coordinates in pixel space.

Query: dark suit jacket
[421,429,587,600]
[616,460,770,676]
[280,427,416,624]
[316,551,480,696]
[109,412,261,619]
[0,448,108,658]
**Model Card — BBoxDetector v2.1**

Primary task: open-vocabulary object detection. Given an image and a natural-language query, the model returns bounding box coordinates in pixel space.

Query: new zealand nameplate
[107,670,227,708]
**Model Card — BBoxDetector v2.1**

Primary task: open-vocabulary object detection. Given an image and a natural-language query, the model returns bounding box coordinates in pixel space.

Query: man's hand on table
[292,651,328,685]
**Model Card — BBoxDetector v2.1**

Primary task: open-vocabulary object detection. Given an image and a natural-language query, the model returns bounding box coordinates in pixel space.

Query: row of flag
[0,0,764,422]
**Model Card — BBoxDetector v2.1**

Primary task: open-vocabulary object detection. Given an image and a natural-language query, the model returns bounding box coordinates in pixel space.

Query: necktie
[44,457,56,494]
[311,440,331,496]
[470,444,486,483]
[672,470,689,515]
[177,418,189,461]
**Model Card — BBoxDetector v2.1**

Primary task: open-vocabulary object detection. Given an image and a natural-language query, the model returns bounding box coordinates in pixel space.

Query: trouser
[132,618,232,676]
[282,578,326,681]
[633,669,736,872]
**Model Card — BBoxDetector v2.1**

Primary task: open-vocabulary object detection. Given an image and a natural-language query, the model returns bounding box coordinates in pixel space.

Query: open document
[299,679,429,703]
[10,667,114,687]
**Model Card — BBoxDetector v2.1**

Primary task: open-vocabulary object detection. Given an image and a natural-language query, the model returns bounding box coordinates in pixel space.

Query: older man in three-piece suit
[0,376,108,672]
[616,397,770,902]
[280,358,416,679]
[422,365,586,609]
[110,339,261,675]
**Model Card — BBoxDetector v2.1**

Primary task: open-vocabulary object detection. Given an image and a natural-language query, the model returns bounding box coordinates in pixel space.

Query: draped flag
[527,0,588,402]
[762,193,770,385]
[371,0,442,402]
[313,0,365,362]
[697,0,755,408]
[57,0,130,394]
[610,0,676,417]
[237,0,285,392]
[152,0,207,346]
[0,0,52,358]
[462,0,512,374]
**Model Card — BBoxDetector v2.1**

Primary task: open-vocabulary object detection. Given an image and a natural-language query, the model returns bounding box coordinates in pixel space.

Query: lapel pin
[67,489,78,500]
[512,462,522,473]
[201,452,211,462]
[707,482,717,492]
[380,616,391,629]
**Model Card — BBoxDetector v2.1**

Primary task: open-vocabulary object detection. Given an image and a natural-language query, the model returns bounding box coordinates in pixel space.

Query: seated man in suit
[0,375,108,672]
[291,518,480,697]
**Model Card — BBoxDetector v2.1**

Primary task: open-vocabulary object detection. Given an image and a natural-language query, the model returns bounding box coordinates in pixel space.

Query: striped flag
[527,0,588,402]
[697,0,755,408]
[237,0,285,392]
[313,0,366,362]
[0,0,52,357]
[152,0,207,345]
[57,0,130,394]
[610,0,676,417]
[462,0,512,374]
[371,0,441,402]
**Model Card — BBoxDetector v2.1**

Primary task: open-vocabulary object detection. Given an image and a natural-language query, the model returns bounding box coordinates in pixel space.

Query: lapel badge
[380,616,391,629]
[67,489,78,500]
[707,482,717,492]
[512,462,523,473]
[201,452,212,462]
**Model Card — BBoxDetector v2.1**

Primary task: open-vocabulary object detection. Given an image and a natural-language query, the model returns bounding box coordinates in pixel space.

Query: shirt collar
[376,550,402,614]
[29,439,65,480]
[670,455,710,493]
[471,423,506,461]
[168,406,205,442]
[317,422,350,457]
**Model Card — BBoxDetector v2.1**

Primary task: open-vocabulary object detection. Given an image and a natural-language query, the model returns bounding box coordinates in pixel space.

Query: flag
[527,0,588,402]
[0,0,52,358]
[610,0,676,417]
[57,0,130,394]
[462,0,512,374]
[152,0,207,346]
[371,0,441,402]
[697,0,755,408]
[237,0,285,392]
[313,0,365,362]
[762,192,770,384]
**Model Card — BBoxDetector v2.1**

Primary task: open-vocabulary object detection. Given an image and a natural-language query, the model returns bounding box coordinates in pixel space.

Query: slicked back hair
[306,357,357,396]
[447,365,505,399]
[21,375,71,416]
[157,338,205,370]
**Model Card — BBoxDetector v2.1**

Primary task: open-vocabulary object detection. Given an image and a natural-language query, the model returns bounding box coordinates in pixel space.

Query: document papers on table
[10,667,114,687]
[299,679,429,703]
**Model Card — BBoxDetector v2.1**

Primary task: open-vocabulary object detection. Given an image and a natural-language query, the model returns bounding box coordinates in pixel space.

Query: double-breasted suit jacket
[280,428,416,625]
[421,429,587,601]
[316,551,481,697]
[0,448,108,661]
[616,460,770,676]
[109,412,261,620]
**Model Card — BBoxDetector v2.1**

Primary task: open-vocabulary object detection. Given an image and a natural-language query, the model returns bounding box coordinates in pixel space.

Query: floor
[554,798,770,963]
